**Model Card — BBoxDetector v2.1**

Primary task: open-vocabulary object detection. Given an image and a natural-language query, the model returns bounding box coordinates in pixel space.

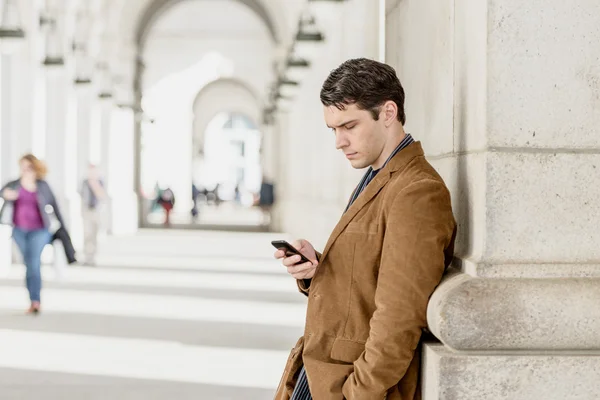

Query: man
[80,164,106,266]
[274,58,456,400]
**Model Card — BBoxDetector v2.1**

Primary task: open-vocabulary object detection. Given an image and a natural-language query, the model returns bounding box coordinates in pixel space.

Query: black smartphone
[271,240,311,264]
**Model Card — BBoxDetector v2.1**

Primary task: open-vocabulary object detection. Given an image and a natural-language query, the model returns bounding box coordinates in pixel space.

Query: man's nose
[335,132,349,150]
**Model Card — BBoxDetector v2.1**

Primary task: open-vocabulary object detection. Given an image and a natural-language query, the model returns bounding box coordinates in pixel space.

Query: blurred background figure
[157,187,176,226]
[191,182,200,220]
[257,176,275,227]
[79,164,106,266]
[0,154,67,314]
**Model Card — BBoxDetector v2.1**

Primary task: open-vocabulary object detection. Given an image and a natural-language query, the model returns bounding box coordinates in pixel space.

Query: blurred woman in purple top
[0,154,65,314]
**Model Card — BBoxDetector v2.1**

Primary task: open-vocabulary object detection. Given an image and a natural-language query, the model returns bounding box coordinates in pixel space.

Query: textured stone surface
[485,151,600,263]
[427,272,600,350]
[432,150,600,269]
[385,0,454,157]
[422,343,600,400]
[487,0,600,149]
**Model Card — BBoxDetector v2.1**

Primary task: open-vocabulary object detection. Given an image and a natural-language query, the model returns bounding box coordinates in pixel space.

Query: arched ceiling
[135,0,280,47]
[140,1,274,92]
[72,0,308,107]
[101,0,305,49]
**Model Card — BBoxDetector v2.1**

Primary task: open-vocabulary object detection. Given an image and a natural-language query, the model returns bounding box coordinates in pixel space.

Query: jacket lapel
[319,141,425,263]
[320,170,391,261]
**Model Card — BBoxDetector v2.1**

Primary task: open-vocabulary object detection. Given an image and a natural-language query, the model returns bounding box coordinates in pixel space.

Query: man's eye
[346,125,356,130]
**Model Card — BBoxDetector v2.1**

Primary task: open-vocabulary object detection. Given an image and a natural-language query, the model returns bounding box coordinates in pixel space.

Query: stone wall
[387,0,600,398]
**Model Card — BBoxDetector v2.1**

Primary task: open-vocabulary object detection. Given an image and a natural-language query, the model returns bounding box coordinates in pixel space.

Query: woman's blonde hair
[20,154,47,180]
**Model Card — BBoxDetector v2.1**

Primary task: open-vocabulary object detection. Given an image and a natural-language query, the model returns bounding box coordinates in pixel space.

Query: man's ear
[382,101,398,127]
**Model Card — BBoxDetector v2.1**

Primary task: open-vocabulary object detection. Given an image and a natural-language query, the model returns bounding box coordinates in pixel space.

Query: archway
[132,0,278,228]
[134,0,281,47]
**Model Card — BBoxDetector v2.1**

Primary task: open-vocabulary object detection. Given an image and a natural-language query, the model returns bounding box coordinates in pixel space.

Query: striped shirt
[290,133,415,400]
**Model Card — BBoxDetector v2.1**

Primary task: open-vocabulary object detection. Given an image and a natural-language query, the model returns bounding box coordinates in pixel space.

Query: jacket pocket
[274,336,304,399]
[345,221,379,235]
[330,338,365,364]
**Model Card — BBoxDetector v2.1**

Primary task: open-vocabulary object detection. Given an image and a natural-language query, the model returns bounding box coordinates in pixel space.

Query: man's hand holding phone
[273,239,318,280]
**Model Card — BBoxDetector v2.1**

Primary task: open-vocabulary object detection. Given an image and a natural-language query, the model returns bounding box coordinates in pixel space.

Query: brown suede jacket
[275,142,456,400]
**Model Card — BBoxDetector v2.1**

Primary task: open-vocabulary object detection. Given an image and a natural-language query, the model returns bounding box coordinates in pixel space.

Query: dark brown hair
[320,58,406,124]
[20,154,47,180]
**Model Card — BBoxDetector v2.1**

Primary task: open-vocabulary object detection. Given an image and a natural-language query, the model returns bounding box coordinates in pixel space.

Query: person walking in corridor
[157,187,175,226]
[0,154,67,314]
[273,59,457,400]
[80,164,106,266]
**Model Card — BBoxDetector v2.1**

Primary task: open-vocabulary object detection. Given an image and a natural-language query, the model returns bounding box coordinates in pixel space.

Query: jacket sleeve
[0,180,18,198]
[296,251,322,296]
[342,180,456,399]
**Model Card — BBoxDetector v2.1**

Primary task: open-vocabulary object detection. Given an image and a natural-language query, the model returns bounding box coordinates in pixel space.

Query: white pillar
[0,55,18,179]
[44,67,74,273]
[0,0,44,273]
[98,100,113,233]
[44,69,70,214]
[0,56,15,276]
[260,124,276,182]
[76,87,93,182]
[108,106,138,235]
[66,85,93,251]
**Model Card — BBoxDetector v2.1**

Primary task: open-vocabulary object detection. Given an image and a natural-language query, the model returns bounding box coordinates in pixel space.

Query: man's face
[324,104,386,169]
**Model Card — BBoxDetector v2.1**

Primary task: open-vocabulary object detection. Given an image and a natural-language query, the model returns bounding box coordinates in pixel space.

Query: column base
[422,343,600,400]
[427,270,600,350]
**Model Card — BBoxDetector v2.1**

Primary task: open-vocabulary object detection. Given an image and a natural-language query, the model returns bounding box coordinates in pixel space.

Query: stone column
[107,105,138,235]
[44,68,75,273]
[97,98,113,233]
[259,123,275,186]
[0,0,43,273]
[76,87,93,183]
[44,69,73,217]
[386,0,600,398]
[0,55,17,179]
[0,56,15,275]
[65,82,94,252]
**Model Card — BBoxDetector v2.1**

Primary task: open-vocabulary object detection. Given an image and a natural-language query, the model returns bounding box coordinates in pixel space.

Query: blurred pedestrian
[0,154,68,314]
[80,164,106,266]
